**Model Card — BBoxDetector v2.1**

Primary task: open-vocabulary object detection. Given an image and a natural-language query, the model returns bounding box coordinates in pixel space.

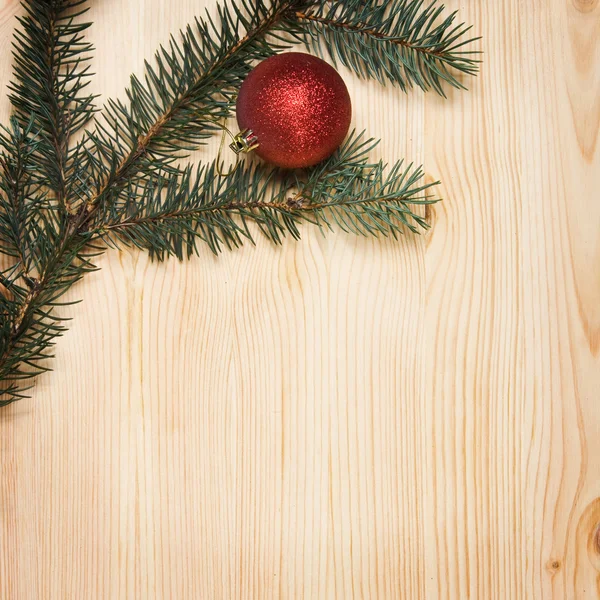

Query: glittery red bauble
[236,52,352,169]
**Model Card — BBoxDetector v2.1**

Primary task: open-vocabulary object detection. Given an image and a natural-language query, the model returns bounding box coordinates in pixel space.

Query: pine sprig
[291,0,480,94]
[0,235,98,406]
[0,0,478,405]
[75,0,300,215]
[93,132,438,259]
[9,0,96,205]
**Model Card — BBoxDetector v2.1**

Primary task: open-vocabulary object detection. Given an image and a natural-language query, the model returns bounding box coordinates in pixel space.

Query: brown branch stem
[98,191,426,234]
[294,11,446,58]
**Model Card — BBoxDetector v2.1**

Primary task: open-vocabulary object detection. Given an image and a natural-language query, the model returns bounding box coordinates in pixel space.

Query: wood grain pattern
[0,0,599,598]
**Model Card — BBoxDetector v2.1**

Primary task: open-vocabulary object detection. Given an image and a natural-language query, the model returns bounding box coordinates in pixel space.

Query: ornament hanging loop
[205,113,260,176]
[229,129,259,155]
[214,122,238,177]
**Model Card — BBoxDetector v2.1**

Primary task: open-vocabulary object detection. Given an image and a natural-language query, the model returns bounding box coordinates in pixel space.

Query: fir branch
[9,0,96,206]
[0,233,97,406]
[291,0,480,94]
[94,132,438,259]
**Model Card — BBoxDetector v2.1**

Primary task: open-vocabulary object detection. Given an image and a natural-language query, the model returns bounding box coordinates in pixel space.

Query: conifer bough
[0,0,479,405]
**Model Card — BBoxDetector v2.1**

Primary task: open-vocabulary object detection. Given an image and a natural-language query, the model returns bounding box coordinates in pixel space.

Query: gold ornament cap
[229,129,259,155]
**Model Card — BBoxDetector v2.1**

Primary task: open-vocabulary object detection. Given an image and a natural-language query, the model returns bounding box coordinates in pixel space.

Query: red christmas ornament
[233,52,352,169]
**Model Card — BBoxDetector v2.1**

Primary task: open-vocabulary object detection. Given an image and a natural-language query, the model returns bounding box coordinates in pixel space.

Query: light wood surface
[1,0,599,598]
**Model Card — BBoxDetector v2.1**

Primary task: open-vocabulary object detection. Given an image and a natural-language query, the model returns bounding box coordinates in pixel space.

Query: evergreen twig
[94,132,438,259]
[9,0,96,206]
[291,0,480,94]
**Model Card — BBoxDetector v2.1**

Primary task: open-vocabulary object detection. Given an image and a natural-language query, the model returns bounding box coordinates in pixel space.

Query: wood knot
[546,558,562,573]
[423,172,439,230]
[579,499,600,571]
[572,0,599,13]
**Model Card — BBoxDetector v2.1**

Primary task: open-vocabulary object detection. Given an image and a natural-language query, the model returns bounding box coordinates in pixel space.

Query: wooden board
[1,0,599,597]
